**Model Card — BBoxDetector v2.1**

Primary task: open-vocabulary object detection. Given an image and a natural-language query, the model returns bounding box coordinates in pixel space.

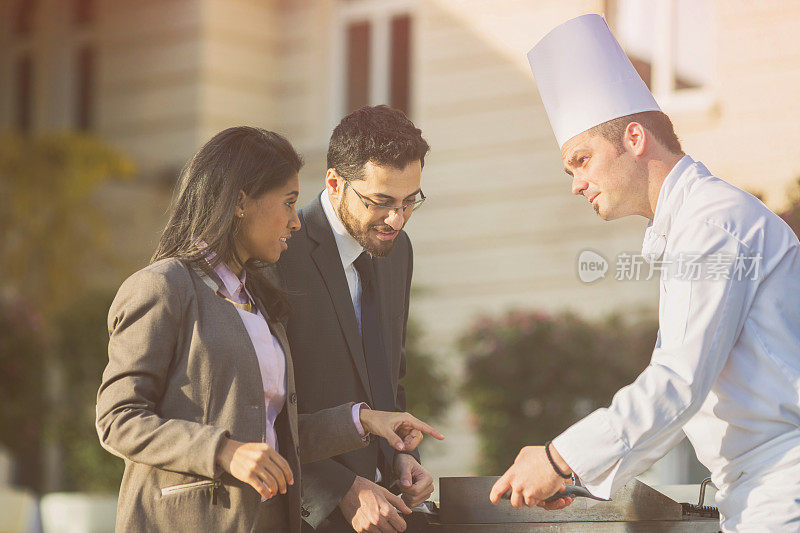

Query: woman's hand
[359,409,445,451]
[215,437,294,500]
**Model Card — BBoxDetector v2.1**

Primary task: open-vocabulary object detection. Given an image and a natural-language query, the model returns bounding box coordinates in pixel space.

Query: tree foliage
[0,132,132,492]
[52,291,124,492]
[460,310,657,475]
[0,296,46,490]
[0,132,134,315]
[779,176,800,237]
[400,317,450,424]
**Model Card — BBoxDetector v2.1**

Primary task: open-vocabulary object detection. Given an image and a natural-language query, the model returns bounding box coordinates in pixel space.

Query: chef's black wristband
[545,440,572,479]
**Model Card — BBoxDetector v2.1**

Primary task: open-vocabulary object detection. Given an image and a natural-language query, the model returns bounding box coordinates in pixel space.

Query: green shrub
[0,132,131,492]
[52,291,123,492]
[401,318,449,424]
[780,176,800,237]
[0,296,45,491]
[460,310,656,475]
[0,291,124,493]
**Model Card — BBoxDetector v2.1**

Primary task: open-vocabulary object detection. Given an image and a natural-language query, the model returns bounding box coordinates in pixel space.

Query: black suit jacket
[273,194,416,528]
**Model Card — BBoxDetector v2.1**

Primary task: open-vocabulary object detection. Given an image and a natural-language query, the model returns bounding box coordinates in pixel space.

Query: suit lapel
[304,196,374,403]
[191,262,268,433]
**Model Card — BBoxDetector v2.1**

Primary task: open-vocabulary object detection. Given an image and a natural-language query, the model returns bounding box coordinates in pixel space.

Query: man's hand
[339,475,412,533]
[393,453,434,507]
[489,445,575,510]
[215,437,293,501]
[360,409,445,451]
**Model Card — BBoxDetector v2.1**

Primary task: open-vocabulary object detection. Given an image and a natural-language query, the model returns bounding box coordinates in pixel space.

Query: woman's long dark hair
[152,126,303,319]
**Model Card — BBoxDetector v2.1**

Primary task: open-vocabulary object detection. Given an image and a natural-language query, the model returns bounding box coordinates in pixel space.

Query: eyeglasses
[339,173,426,217]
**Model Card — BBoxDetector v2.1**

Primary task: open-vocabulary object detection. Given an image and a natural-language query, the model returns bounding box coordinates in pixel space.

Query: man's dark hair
[327,105,430,180]
[589,110,684,155]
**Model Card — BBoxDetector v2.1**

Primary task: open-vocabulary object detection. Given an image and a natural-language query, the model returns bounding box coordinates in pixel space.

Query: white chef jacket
[552,156,800,531]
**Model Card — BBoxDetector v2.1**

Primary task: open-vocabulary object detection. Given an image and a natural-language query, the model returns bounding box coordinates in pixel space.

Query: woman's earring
[239,212,245,218]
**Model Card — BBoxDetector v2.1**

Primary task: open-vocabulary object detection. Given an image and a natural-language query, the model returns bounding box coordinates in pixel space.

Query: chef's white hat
[527,13,660,148]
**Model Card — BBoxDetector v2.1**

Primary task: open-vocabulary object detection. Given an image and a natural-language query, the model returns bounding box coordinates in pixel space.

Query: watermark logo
[575,250,762,283]
[577,250,609,283]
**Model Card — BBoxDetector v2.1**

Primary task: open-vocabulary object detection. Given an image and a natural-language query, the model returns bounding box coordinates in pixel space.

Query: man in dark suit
[275,105,433,532]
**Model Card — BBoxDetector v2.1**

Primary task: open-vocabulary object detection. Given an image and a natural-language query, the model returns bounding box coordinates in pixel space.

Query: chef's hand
[360,408,445,451]
[339,475,412,532]
[489,445,575,510]
[394,453,434,507]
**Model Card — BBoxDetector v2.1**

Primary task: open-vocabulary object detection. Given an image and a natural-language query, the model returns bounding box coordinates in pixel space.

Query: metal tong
[502,484,610,502]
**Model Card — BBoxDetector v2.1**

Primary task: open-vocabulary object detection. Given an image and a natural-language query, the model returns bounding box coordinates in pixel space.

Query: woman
[96,127,442,532]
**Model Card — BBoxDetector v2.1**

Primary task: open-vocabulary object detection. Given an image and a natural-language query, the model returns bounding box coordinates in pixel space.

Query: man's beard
[337,194,396,257]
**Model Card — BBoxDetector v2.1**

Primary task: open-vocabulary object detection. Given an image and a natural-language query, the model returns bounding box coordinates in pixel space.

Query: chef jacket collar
[641,155,696,263]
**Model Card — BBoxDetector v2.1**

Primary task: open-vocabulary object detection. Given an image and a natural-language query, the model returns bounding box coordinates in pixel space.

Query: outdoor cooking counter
[417,477,721,533]
[426,523,720,532]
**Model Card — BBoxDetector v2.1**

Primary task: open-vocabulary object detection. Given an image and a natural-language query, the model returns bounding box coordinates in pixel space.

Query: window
[75,47,94,130]
[613,0,713,109]
[333,1,414,121]
[389,15,411,115]
[346,21,371,112]
[7,0,98,132]
[72,1,97,130]
[72,0,95,26]
[14,0,37,36]
[15,55,33,132]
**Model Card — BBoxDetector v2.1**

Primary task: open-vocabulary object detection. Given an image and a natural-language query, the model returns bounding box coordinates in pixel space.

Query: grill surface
[420,477,720,532]
[428,522,720,532]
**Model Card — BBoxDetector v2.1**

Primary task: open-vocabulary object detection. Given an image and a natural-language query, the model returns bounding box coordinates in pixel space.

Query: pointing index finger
[407,417,445,440]
[489,472,512,504]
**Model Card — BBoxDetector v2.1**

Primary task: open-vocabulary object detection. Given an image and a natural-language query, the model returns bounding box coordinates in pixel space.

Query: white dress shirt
[321,190,367,331]
[553,156,800,531]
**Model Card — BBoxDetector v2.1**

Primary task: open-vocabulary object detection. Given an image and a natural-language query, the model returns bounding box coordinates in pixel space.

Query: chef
[489,13,800,531]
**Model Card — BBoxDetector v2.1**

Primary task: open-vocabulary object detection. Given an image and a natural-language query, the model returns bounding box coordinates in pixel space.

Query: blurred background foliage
[779,177,800,236]
[0,132,132,493]
[52,291,123,492]
[460,310,658,475]
[0,297,46,491]
[0,291,123,493]
[401,317,450,424]
[0,132,134,314]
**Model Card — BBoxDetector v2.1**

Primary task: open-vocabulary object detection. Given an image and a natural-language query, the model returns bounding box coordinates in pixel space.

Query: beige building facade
[3,0,800,482]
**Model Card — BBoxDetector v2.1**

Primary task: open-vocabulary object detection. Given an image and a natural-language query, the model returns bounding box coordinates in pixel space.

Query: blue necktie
[353,252,396,415]
[354,252,398,473]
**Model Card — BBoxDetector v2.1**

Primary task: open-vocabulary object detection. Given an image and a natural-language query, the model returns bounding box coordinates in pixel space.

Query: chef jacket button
[301,506,310,518]
[289,393,297,404]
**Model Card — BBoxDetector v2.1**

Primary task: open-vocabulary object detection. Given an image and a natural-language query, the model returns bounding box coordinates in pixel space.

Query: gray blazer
[273,195,417,528]
[96,258,367,532]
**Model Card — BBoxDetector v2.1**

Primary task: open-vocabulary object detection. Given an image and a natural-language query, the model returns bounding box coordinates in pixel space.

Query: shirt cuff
[552,409,628,499]
[351,402,370,441]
